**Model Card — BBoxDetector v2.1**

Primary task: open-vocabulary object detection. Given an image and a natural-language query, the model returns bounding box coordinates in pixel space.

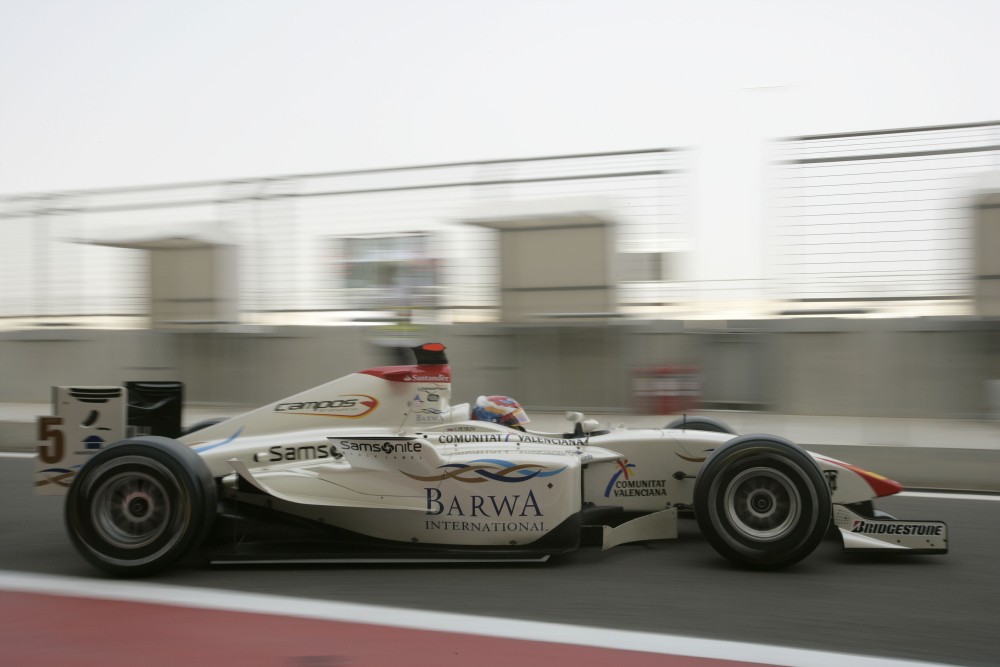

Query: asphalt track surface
[2,456,998,667]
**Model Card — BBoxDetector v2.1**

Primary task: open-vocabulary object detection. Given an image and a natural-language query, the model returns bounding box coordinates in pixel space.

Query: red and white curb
[0,571,954,667]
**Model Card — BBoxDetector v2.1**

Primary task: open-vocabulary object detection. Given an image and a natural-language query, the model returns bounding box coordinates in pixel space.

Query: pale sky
[1,0,998,285]
[2,0,998,195]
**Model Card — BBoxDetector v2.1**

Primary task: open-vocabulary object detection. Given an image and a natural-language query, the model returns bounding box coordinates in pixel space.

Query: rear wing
[34,382,183,495]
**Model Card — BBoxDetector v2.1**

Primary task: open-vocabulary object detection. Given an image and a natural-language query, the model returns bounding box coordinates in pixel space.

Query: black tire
[665,415,737,435]
[180,417,229,437]
[693,435,831,568]
[65,436,216,577]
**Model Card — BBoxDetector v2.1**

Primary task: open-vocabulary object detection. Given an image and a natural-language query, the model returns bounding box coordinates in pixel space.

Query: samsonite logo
[338,440,423,454]
[274,395,378,418]
[261,444,336,463]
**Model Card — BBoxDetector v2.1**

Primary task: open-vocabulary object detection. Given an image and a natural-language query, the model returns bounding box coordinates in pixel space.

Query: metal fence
[0,148,693,326]
[769,120,1000,313]
[3,120,999,327]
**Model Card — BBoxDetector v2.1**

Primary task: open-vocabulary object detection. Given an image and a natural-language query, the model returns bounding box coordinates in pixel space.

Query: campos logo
[274,395,378,418]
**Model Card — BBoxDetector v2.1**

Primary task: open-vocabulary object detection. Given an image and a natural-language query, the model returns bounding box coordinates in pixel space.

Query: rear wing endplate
[35,382,184,495]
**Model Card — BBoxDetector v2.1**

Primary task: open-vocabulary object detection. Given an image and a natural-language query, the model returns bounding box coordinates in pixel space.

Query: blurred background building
[2,120,1000,420]
[0,148,694,327]
[3,121,998,328]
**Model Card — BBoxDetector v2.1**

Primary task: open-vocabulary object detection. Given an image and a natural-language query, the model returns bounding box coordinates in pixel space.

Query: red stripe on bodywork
[816,455,903,498]
[362,365,451,382]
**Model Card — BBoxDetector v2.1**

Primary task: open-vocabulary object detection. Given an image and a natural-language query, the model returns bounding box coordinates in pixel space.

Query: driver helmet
[471,395,530,430]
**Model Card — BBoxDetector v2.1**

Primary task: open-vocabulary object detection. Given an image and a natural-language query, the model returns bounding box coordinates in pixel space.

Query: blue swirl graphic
[466,458,566,482]
[471,458,565,478]
[193,427,243,453]
[403,458,567,484]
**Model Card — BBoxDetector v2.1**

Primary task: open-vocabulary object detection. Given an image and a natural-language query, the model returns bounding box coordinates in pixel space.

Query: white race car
[44,343,947,576]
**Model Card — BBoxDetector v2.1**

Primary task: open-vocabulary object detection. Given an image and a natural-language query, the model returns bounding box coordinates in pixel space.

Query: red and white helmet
[471,395,529,429]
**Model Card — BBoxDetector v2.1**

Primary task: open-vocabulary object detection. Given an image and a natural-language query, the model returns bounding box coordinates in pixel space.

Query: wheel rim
[723,467,801,541]
[91,469,172,549]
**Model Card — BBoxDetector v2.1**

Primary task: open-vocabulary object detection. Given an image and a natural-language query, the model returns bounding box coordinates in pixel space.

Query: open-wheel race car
[39,343,947,576]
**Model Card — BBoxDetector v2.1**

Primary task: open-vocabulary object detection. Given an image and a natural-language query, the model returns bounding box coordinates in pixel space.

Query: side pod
[228,459,426,512]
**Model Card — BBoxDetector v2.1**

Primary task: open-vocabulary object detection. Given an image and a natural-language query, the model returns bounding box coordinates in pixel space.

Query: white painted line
[0,452,33,459]
[0,570,958,667]
[900,490,1000,502]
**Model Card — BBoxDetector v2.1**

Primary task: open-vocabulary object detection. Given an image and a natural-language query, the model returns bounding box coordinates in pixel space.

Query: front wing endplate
[834,504,947,554]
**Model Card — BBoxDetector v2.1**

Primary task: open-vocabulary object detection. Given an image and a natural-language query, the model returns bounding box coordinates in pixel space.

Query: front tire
[693,435,831,568]
[65,437,216,577]
[665,415,737,435]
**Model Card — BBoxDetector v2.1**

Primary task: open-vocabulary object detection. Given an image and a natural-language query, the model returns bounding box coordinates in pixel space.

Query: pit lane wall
[2,318,997,417]
[2,318,1000,490]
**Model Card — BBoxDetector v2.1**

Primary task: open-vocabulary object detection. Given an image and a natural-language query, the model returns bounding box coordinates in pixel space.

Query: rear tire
[693,435,831,568]
[65,436,216,577]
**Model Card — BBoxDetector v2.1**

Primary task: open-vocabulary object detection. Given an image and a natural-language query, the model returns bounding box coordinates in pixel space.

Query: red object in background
[633,366,701,415]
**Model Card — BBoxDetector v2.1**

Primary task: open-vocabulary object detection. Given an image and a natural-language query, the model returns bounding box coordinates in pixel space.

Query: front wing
[834,504,948,554]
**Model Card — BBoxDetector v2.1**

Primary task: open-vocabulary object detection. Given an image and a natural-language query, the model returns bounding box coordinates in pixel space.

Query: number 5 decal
[38,416,64,464]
